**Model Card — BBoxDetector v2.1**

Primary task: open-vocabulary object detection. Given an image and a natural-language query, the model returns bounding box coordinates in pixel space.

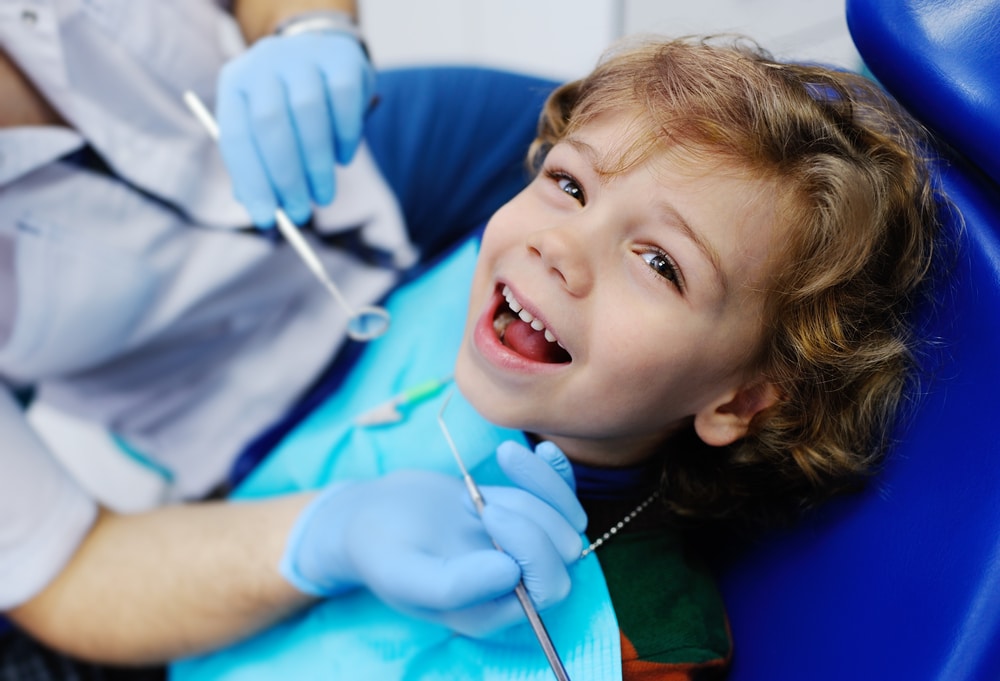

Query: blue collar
[570,457,660,502]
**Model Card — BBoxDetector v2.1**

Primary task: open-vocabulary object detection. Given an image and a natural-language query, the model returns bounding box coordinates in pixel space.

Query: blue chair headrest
[847,0,1000,184]
[718,2,1000,680]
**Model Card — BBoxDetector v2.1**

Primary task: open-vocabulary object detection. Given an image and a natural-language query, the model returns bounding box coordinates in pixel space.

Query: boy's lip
[471,283,571,374]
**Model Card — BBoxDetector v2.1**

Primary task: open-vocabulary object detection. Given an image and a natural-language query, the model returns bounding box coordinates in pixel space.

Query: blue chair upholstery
[719,1,1000,680]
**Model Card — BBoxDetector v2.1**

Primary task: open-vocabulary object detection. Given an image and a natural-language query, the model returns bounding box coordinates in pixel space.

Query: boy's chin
[454,358,521,428]
[453,358,491,413]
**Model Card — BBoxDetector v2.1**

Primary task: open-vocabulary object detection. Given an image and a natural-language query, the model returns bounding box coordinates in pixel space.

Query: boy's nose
[525,225,594,297]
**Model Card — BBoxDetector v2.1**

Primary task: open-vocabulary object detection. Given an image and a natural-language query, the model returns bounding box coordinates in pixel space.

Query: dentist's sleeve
[0,386,98,610]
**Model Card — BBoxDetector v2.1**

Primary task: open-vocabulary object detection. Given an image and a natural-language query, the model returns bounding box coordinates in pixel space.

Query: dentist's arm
[8,443,585,662]
[8,497,313,665]
[221,0,373,227]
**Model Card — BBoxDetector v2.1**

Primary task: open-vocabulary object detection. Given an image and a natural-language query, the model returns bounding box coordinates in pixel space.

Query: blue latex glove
[216,31,374,227]
[280,440,587,637]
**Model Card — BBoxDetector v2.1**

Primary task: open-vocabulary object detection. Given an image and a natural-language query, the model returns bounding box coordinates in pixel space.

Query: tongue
[504,319,569,363]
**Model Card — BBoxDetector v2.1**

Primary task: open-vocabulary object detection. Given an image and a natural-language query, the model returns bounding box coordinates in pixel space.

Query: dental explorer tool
[437,392,572,681]
[182,91,391,342]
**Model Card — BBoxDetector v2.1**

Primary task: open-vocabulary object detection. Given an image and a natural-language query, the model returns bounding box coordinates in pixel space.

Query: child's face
[455,112,784,467]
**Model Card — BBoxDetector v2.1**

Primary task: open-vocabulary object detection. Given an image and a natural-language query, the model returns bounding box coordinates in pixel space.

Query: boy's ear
[693,380,781,447]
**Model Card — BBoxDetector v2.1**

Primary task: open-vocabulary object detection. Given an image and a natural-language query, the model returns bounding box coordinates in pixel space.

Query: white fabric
[0,0,411,608]
[0,389,97,610]
[26,401,172,513]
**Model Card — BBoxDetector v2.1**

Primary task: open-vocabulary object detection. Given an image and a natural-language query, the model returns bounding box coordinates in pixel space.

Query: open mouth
[492,285,572,364]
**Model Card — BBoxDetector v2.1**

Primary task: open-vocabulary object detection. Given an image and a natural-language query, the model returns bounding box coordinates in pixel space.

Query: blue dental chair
[717,1,1000,679]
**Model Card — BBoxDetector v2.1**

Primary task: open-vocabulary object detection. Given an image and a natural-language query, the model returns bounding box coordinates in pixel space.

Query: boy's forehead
[564,110,755,181]
[562,111,654,175]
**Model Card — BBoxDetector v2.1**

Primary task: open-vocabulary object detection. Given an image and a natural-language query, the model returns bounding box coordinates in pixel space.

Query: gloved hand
[280,440,587,637]
[215,30,374,227]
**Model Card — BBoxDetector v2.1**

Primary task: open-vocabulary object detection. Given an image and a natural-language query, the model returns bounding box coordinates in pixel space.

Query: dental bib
[170,238,622,681]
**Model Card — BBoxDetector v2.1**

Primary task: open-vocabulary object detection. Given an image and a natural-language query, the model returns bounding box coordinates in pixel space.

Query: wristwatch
[274,9,364,43]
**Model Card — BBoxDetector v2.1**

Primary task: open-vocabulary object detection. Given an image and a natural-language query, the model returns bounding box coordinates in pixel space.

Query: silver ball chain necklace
[580,489,660,558]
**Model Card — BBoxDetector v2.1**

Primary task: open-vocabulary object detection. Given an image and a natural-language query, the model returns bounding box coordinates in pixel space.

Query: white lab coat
[0,0,412,608]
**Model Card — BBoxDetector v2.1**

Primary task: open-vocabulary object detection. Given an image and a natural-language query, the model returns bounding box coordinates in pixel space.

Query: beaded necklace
[580,490,660,558]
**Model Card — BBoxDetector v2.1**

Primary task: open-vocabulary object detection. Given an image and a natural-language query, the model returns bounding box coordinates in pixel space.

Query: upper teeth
[502,285,563,346]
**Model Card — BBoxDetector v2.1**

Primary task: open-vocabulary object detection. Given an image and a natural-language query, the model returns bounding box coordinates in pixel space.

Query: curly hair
[529,36,946,530]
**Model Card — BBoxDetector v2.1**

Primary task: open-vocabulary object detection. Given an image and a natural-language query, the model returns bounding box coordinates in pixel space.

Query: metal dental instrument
[437,392,572,681]
[182,91,391,342]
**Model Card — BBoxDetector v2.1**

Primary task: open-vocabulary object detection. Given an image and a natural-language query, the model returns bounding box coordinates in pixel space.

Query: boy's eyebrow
[562,135,729,293]
[656,201,729,294]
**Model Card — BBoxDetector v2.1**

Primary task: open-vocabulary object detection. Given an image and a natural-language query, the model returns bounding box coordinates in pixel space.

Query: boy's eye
[558,177,584,203]
[641,250,683,289]
[546,170,585,205]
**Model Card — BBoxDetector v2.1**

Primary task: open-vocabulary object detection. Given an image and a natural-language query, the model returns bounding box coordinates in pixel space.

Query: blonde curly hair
[530,36,946,529]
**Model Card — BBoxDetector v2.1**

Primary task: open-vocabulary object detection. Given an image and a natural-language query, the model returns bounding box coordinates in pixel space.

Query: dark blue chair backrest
[718,1,1000,679]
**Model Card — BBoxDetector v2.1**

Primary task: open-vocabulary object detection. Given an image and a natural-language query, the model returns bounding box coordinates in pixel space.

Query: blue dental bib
[170,239,622,681]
